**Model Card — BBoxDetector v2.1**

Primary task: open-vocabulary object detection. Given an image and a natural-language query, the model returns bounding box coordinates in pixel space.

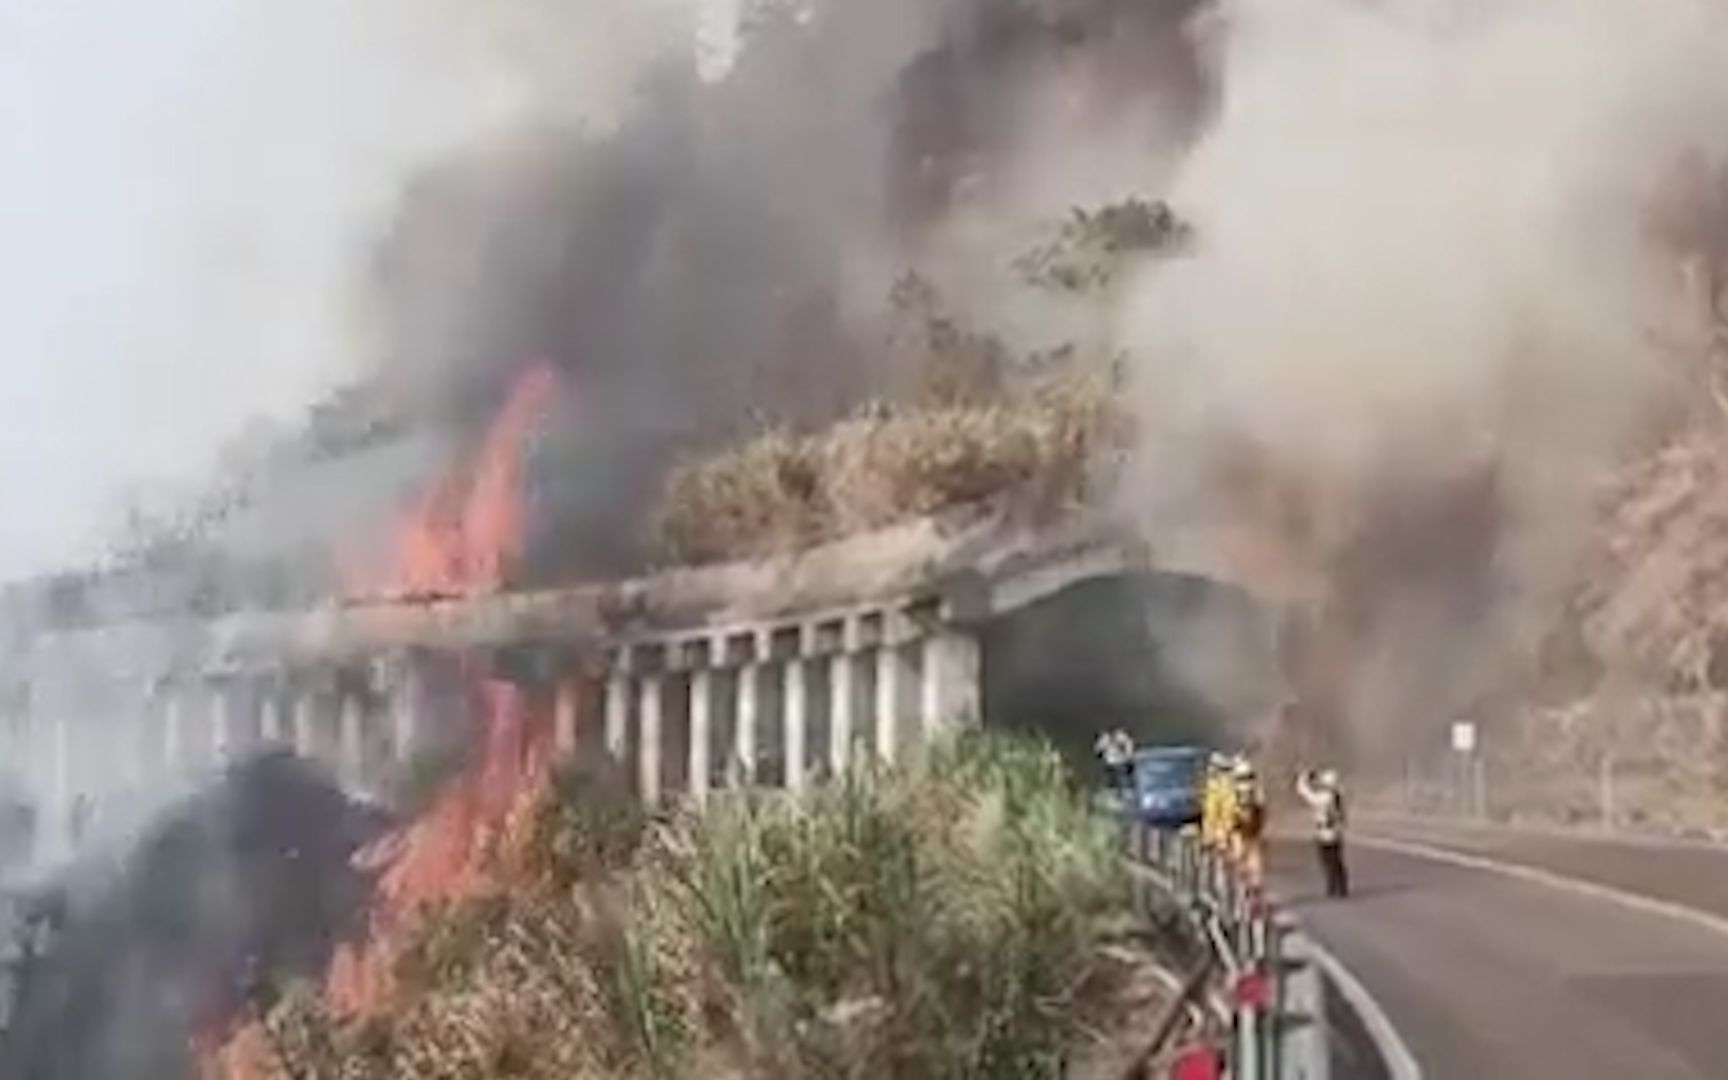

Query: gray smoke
[66,0,1216,604]
[0,4,1226,1067]
[1118,0,1728,764]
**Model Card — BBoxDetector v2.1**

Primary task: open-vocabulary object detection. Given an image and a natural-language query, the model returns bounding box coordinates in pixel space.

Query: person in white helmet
[1297,768,1349,898]
[1094,728,1135,796]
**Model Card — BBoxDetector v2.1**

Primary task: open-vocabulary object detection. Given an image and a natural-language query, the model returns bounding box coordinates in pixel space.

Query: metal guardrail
[1125,821,1330,1080]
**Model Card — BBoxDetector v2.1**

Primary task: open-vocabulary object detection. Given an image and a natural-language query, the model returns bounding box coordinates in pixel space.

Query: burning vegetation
[220,738,1166,1080]
[0,753,389,1080]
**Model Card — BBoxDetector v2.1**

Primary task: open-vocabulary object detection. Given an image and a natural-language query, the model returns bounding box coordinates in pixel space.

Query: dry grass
[238,734,1165,1080]
[647,198,1167,567]
[653,365,1128,565]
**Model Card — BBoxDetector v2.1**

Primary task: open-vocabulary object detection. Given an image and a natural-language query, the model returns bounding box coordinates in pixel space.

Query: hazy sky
[0,0,547,580]
[0,0,734,582]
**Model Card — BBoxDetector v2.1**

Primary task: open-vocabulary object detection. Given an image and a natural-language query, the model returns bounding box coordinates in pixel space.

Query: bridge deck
[6,512,1151,674]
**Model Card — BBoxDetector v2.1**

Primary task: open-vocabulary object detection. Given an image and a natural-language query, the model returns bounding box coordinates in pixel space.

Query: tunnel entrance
[980,571,1282,771]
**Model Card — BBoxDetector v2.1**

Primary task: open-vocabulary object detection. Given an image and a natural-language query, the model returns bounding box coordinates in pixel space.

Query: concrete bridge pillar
[48,709,69,837]
[604,646,631,763]
[290,677,318,762]
[554,671,580,757]
[338,682,365,790]
[162,686,187,777]
[238,677,271,761]
[687,639,716,804]
[387,653,423,765]
[174,684,208,776]
[829,618,858,777]
[784,625,811,794]
[874,613,911,766]
[921,630,982,739]
[637,650,665,806]
[259,680,285,747]
[209,678,235,767]
[734,631,765,787]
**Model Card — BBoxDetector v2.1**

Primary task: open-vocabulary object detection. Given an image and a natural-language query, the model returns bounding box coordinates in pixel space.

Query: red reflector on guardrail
[1233,967,1272,1012]
[1171,1045,1224,1080]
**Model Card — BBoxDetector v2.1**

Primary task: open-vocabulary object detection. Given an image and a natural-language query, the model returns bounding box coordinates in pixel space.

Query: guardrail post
[1269,918,1286,1079]
[1117,809,1334,1080]
[1180,831,1198,897]
[1271,922,1330,1080]
[1234,969,1267,1080]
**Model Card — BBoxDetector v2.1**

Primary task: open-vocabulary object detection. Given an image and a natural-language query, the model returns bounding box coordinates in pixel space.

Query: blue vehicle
[1130,745,1210,828]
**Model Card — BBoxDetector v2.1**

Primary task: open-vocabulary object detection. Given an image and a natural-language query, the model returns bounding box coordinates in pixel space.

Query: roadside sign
[1451,721,1477,754]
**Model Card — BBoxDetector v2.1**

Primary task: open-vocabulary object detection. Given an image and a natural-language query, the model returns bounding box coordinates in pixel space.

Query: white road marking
[1295,923,1424,1080]
[1358,832,1728,948]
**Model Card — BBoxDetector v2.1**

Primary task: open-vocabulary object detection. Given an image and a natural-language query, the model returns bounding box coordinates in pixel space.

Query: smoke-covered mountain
[13,0,1212,630]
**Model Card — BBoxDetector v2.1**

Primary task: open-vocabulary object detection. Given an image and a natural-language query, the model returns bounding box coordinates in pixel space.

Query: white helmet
[1319,769,1340,788]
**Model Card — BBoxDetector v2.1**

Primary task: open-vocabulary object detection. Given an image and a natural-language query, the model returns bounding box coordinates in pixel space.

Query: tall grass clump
[649,203,1163,568]
[242,733,1155,1080]
[654,365,1128,565]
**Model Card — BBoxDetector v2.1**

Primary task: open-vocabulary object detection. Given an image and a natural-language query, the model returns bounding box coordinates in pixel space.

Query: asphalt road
[1359,815,1728,920]
[1270,834,1728,1079]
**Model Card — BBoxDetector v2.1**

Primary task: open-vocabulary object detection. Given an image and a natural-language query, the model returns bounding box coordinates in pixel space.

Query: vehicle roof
[1132,745,1209,760]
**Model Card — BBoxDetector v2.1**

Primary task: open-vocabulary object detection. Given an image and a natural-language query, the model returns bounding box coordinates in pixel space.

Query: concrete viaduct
[0,515,1184,849]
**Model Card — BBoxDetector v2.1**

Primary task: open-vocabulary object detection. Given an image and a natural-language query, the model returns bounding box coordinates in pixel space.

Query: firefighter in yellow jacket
[1201,754,1231,851]
[1228,757,1268,891]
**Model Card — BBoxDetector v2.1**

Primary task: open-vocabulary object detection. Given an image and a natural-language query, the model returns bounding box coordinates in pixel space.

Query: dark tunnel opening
[981,571,1283,772]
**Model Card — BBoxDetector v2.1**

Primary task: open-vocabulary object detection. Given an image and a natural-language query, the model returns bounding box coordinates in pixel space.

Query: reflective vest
[1232,781,1266,840]
[1313,789,1345,844]
[1201,775,1226,845]
[1216,779,1238,843]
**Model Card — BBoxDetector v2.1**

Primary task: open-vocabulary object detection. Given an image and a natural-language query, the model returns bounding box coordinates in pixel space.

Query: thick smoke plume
[346,0,1213,585]
[49,0,1210,612]
[0,1,1219,1071]
[31,0,1728,793]
[1120,0,1728,764]
[0,753,387,1080]
[2,0,1216,840]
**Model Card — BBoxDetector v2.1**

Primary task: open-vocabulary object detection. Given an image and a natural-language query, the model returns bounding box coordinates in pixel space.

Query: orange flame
[329,364,559,1014]
[214,365,564,1074]
[385,363,555,598]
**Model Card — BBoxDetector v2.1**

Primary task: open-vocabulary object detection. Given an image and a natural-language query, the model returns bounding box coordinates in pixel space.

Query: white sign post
[1600,750,1616,831]
[1451,721,1483,819]
[1450,721,1476,755]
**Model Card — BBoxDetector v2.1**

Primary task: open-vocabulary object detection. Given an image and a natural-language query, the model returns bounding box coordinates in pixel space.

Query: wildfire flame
[330,363,558,1010]
[388,365,555,599]
[212,364,562,1074]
